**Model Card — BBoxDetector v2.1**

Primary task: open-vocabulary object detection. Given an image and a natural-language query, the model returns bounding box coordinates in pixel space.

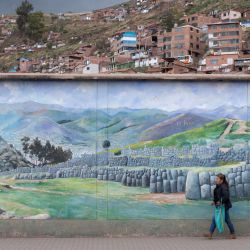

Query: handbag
[214,203,225,233]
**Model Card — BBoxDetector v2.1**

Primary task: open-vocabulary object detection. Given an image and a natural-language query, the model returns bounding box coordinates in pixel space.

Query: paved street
[0,237,249,250]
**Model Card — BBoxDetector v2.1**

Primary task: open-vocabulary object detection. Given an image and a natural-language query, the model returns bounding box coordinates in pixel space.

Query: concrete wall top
[0,73,250,81]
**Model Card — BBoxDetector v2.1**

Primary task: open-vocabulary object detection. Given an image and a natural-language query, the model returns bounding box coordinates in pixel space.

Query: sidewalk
[0,237,249,250]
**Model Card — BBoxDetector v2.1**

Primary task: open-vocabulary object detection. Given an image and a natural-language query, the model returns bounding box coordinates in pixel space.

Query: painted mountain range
[0,101,248,154]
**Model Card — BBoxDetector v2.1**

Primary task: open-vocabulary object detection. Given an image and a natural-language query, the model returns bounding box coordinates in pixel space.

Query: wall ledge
[0,73,250,81]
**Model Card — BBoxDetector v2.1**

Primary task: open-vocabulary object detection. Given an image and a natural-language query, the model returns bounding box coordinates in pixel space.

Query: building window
[210,59,219,65]
[196,45,199,49]
[175,43,184,49]
[163,45,171,50]
[221,23,238,29]
[174,27,183,32]
[221,47,239,52]
[163,37,171,42]
[175,35,184,40]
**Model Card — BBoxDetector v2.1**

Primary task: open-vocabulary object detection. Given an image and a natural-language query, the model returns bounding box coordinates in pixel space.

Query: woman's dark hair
[217,173,229,187]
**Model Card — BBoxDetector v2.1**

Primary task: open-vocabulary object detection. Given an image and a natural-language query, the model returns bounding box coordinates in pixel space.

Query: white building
[221,10,241,21]
[135,56,159,68]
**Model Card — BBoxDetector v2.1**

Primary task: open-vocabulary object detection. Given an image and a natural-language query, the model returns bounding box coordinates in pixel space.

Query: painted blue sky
[0,81,248,111]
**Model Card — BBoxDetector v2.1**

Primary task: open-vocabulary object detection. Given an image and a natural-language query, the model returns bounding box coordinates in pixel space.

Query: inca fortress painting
[0,80,249,220]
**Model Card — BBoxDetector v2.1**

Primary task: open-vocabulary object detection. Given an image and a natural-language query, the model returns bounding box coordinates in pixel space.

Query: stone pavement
[0,237,249,250]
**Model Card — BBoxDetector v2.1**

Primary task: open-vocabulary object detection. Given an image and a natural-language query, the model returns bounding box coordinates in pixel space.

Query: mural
[0,80,249,220]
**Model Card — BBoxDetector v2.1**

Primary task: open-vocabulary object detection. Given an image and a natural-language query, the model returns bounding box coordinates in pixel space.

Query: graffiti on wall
[0,81,249,220]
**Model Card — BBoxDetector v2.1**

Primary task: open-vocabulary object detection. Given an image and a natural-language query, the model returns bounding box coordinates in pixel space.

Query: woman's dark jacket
[213,183,232,210]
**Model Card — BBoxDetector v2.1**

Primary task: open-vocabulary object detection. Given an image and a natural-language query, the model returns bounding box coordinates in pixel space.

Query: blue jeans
[209,209,235,234]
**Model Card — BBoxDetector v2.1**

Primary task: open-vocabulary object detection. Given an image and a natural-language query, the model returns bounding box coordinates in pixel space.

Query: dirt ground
[135,193,186,204]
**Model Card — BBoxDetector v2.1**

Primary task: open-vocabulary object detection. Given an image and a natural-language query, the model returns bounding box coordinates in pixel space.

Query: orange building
[207,22,242,55]
[158,25,205,63]
[181,14,219,28]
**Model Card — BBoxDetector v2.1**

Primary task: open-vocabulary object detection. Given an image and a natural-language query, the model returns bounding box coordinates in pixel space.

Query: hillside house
[110,31,137,55]
[221,10,241,22]
[134,56,159,68]
[74,56,109,74]
[19,58,33,73]
[234,55,250,73]
[241,9,250,20]
[108,55,134,71]
[161,58,197,74]
[181,14,220,28]
[80,12,94,21]
[199,54,239,72]
[206,22,242,58]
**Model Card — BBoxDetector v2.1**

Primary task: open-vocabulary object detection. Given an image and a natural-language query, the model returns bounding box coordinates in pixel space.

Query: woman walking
[204,173,236,239]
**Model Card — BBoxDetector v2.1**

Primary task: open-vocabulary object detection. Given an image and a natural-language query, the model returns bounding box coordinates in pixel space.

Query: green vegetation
[221,142,234,148]
[230,122,240,133]
[160,7,184,32]
[21,137,72,166]
[16,0,45,41]
[225,134,250,141]
[25,12,45,41]
[0,178,248,219]
[16,0,34,32]
[186,0,250,14]
[130,119,229,149]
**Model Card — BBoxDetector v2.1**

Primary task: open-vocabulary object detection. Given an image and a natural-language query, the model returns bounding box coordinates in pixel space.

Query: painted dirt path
[219,119,248,141]
[135,193,187,205]
[219,119,235,140]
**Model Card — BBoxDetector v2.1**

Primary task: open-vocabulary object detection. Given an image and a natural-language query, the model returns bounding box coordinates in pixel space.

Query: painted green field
[0,178,249,220]
[129,119,229,149]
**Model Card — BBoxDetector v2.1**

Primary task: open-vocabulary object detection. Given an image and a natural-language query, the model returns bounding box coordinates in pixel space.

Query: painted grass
[230,122,240,133]
[129,119,229,149]
[225,134,250,141]
[0,177,249,220]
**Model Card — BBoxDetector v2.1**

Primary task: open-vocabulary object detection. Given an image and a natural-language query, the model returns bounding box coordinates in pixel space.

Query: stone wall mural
[0,80,249,220]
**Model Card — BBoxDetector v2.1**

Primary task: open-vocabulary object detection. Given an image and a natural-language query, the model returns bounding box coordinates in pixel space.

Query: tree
[160,8,184,32]
[21,137,73,166]
[29,137,43,165]
[102,140,111,150]
[16,0,33,33]
[102,140,111,166]
[21,136,30,157]
[26,12,45,41]
[160,12,176,32]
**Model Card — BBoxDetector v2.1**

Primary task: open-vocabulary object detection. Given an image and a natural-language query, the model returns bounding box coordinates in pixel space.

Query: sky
[0,0,126,14]
[0,81,248,111]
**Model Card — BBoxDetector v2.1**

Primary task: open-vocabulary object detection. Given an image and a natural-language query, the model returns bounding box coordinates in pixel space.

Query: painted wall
[0,80,249,221]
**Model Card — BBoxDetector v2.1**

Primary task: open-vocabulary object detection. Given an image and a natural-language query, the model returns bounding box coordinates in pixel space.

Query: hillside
[0,135,31,171]
[1,0,249,70]
[129,118,250,149]
[141,113,212,141]
[0,102,248,153]
[186,0,250,14]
